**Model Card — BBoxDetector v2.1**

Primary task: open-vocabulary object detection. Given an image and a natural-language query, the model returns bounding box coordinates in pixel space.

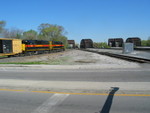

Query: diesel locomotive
[0,38,65,57]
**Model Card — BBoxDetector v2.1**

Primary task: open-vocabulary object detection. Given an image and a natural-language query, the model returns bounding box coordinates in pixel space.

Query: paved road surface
[0,68,150,82]
[0,90,150,113]
[0,66,150,113]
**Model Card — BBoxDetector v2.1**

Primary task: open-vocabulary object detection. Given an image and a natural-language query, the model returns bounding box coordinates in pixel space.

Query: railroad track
[82,49,150,63]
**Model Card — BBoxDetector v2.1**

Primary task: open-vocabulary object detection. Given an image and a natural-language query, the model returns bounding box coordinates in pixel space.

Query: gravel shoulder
[0,49,141,69]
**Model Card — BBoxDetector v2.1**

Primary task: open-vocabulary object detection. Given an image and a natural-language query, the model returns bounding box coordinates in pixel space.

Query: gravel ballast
[0,50,141,69]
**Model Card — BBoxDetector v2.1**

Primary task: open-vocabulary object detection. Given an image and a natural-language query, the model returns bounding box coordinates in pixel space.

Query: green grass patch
[0,61,48,65]
[0,56,72,65]
[0,56,7,58]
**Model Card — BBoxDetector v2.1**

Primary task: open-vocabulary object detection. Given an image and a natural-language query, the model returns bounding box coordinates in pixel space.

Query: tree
[147,37,150,46]
[93,42,110,48]
[38,23,68,47]
[0,20,6,33]
[141,37,150,46]
[23,30,38,40]
[38,23,67,40]
[3,28,23,39]
[57,36,68,48]
[141,40,147,46]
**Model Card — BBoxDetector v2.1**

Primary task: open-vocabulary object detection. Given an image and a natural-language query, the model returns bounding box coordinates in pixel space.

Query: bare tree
[0,20,6,33]
[3,28,23,39]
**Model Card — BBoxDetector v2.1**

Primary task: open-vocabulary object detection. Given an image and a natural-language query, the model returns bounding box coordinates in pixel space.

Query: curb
[0,64,141,70]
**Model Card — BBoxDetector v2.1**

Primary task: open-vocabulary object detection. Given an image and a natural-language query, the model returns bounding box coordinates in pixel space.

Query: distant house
[68,40,75,48]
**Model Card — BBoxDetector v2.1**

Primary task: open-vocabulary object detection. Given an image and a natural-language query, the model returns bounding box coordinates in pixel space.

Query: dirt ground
[0,49,140,68]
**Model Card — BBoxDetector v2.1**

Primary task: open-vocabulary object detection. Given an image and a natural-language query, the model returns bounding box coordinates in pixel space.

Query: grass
[0,61,48,65]
[0,56,7,58]
[0,56,72,65]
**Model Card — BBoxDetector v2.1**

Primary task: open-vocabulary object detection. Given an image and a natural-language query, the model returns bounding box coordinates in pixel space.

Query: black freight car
[126,37,141,46]
[80,39,93,48]
[108,38,123,47]
[108,38,115,47]
[68,40,75,48]
[115,38,124,47]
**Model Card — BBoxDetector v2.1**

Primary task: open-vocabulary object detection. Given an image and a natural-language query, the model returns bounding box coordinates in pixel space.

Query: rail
[82,49,150,63]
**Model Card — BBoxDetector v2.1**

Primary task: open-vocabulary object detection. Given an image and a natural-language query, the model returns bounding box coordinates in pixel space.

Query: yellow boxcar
[12,39,22,54]
[0,38,22,56]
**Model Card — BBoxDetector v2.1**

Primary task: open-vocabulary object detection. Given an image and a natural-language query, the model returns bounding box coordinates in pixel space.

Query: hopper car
[126,37,141,46]
[80,39,93,48]
[108,38,123,47]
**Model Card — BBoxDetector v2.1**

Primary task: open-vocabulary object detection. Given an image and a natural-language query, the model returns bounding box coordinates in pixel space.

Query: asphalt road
[0,90,150,113]
[0,67,150,113]
[0,68,150,82]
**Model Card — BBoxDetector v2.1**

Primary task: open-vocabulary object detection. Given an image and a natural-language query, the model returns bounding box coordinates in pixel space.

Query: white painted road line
[31,94,69,113]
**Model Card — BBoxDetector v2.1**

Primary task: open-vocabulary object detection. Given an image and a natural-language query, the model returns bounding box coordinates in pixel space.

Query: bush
[93,42,110,48]
[141,40,150,46]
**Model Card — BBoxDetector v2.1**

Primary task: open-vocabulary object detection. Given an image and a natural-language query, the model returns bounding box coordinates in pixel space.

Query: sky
[0,0,150,43]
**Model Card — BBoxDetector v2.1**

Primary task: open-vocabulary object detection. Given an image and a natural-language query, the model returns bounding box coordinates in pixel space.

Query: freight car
[108,38,123,47]
[80,39,93,48]
[0,38,22,56]
[67,40,75,49]
[0,38,65,57]
[126,37,141,46]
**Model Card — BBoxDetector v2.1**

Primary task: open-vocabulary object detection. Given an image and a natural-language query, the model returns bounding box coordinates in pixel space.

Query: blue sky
[0,0,150,43]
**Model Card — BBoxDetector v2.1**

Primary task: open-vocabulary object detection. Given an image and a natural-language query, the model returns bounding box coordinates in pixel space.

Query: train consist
[108,37,141,47]
[79,37,142,49]
[0,38,65,57]
[80,39,93,48]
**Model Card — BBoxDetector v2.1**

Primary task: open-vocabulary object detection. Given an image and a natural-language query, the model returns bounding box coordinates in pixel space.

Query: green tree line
[0,21,68,48]
[141,38,150,46]
[93,42,110,48]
